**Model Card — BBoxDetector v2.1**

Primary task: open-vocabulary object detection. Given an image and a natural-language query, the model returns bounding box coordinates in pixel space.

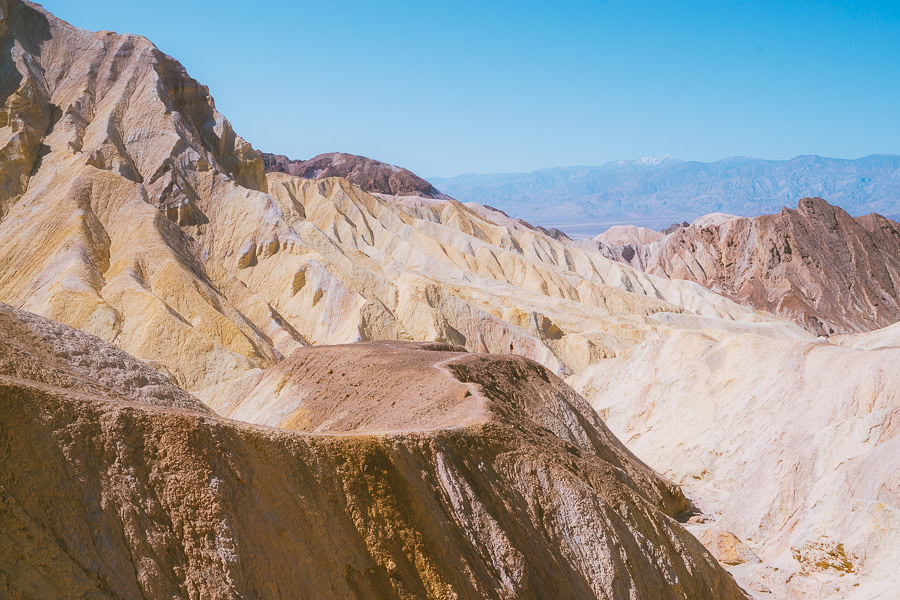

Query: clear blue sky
[41,0,900,177]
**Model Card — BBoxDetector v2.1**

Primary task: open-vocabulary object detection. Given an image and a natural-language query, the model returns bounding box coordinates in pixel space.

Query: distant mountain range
[429,154,900,235]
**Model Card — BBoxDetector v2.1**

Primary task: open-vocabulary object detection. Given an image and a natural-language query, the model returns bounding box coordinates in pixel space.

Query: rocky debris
[262,151,450,199]
[0,306,745,599]
[699,529,760,566]
[596,198,900,335]
[792,541,858,576]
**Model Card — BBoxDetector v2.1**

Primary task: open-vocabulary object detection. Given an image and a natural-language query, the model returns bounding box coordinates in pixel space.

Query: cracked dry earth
[0,303,744,599]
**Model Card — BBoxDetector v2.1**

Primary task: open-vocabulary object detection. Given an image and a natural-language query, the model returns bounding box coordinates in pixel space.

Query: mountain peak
[261,151,450,199]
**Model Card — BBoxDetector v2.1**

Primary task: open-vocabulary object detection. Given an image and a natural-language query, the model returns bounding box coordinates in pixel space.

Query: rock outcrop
[598,198,900,335]
[0,303,744,599]
[263,151,450,200]
[0,302,207,411]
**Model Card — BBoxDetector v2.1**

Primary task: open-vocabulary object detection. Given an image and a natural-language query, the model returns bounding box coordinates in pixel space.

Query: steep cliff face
[0,0,282,392]
[263,151,450,199]
[0,0,51,218]
[0,304,745,599]
[600,198,900,335]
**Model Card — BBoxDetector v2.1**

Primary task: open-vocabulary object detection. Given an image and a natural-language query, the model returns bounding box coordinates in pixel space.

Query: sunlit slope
[0,0,787,395]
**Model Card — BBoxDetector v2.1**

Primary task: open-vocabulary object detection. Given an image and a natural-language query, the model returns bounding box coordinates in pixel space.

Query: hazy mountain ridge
[429,154,900,227]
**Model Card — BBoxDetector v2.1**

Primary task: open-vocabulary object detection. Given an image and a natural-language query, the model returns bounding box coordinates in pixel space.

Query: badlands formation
[0,1,897,599]
[587,198,900,335]
[569,327,900,599]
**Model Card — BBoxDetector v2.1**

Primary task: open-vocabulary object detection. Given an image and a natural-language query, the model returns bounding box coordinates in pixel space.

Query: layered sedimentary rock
[0,0,281,393]
[0,303,744,599]
[263,151,449,200]
[597,198,900,335]
[569,328,900,599]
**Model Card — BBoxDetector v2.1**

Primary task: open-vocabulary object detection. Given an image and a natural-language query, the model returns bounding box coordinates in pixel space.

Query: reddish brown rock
[262,151,449,199]
[608,198,900,335]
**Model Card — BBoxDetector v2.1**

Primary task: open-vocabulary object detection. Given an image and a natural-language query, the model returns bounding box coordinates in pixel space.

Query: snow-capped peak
[611,155,678,167]
[634,154,675,166]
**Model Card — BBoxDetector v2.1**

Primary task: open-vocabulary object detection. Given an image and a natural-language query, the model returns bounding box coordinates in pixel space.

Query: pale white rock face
[690,212,739,228]
[595,224,664,247]
[569,327,900,600]
[831,320,900,350]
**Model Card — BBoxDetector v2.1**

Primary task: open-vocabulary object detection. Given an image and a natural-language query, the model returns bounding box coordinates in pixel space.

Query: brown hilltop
[263,151,450,199]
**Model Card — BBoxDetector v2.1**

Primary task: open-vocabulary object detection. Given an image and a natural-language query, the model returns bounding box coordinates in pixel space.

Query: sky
[41,0,900,177]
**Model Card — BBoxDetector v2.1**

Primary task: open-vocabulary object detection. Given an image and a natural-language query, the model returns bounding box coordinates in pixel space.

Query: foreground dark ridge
[0,303,745,598]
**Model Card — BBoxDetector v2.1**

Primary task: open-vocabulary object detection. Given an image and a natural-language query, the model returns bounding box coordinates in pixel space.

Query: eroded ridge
[0,304,745,599]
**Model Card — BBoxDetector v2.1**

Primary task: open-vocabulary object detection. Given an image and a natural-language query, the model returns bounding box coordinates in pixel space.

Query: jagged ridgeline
[579,198,900,335]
